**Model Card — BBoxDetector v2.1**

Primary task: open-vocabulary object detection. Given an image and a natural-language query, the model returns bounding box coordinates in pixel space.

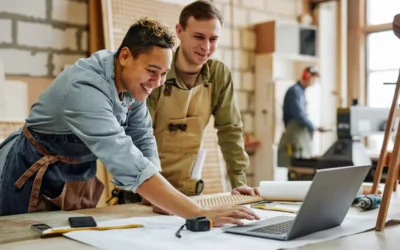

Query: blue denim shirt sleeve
[124,101,161,171]
[62,80,159,192]
[287,87,315,131]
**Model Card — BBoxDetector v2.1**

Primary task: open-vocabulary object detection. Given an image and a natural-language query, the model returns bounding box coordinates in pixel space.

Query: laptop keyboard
[249,220,294,235]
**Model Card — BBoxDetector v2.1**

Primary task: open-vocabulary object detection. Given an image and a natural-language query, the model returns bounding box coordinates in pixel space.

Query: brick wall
[0,0,88,77]
[211,0,303,135]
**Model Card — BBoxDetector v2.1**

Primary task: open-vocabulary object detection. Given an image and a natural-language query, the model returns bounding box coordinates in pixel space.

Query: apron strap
[22,124,50,156]
[13,124,80,212]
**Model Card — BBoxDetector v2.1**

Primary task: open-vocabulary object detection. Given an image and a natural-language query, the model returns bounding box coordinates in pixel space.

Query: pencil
[41,224,144,238]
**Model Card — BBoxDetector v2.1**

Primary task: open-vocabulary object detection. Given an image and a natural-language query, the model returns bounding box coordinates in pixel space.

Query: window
[366,0,400,25]
[366,1,400,108]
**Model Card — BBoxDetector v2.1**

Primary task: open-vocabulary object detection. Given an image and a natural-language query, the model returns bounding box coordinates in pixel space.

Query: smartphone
[68,216,97,228]
[31,223,52,234]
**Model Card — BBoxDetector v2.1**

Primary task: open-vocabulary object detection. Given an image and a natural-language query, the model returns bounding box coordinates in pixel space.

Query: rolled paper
[259,181,364,201]
[259,181,312,201]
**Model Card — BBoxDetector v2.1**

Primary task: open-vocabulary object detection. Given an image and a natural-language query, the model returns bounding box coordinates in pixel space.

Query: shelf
[264,53,320,63]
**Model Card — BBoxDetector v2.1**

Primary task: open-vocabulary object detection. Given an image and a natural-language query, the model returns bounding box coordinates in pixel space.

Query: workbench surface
[1,191,400,250]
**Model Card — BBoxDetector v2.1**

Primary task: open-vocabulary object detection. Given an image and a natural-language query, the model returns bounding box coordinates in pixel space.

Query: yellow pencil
[41,224,144,238]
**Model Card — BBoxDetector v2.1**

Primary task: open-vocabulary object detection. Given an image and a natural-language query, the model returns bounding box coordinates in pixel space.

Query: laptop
[222,165,371,241]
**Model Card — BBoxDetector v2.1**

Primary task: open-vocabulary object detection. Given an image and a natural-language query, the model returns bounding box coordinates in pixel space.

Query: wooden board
[190,193,264,208]
[0,211,76,244]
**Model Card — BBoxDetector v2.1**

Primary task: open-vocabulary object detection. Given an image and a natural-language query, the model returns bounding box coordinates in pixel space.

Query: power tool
[175,216,213,238]
[353,194,382,211]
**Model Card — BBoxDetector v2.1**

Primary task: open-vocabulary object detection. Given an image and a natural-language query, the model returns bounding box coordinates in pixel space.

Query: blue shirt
[283,81,315,131]
[24,50,161,192]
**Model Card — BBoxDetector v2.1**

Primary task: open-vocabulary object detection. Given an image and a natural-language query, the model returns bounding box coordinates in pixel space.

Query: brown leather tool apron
[13,125,104,213]
[153,81,212,196]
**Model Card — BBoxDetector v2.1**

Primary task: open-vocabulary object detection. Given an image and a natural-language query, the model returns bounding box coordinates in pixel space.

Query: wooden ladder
[371,70,400,231]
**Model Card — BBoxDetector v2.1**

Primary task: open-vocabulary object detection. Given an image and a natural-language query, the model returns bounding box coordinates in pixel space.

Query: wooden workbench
[1,191,400,250]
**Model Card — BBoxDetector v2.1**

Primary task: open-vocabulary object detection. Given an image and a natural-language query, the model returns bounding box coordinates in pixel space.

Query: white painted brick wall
[233,29,240,49]
[0,49,47,76]
[232,0,240,6]
[233,49,249,71]
[219,27,231,47]
[52,53,85,76]
[223,5,231,24]
[248,11,275,25]
[157,0,195,5]
[236,91,249,111]
[18,22,77,50]
[214,0,230,3]
[0,19,12,43]
[51,0,88,25]
[281,0,298,16]
[211,49,223,60]
[233,7,248,27]
[231,70,241,90]
[242,113,254,133]
[241,29,255,50]
[240,0,264,10]
[222,49,232,69]
[213,3,224,13]
[266,0,297,16]
[295,0,304,14]
[0,0,46,19]
[81,31,88,52]
[241,72,254,91]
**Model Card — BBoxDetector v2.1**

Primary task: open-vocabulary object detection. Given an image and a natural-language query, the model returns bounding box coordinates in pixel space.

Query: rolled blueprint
[260,181,364,201]
[259,181,312,201]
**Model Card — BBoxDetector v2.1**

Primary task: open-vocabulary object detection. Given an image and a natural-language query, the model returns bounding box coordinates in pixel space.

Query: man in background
[277,66,326,167]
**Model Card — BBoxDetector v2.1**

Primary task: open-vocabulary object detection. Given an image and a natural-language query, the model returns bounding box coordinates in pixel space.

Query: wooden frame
[371,70,400,231]
[348,0,397,105]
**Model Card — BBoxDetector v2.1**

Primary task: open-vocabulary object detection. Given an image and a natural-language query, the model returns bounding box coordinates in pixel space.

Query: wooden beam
[89,0,105,54]
[363,23,393,34]
[347,0,366,106]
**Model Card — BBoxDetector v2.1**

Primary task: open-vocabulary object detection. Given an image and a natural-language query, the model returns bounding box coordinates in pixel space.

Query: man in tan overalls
[277,67,326,168]
[144,1,259,210]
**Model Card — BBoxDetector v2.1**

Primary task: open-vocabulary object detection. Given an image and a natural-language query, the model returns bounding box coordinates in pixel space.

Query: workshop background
[0,0,398,206]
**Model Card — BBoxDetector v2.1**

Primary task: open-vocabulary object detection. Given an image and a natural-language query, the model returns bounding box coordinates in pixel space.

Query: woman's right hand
[200,205,261,227]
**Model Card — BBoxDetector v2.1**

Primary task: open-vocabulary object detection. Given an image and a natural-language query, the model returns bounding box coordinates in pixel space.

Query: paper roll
[260,181,364,201]
[260,181,312,201]
[190,149,206,180]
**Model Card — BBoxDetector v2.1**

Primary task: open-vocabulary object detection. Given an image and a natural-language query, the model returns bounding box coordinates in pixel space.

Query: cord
[175,224,186,238]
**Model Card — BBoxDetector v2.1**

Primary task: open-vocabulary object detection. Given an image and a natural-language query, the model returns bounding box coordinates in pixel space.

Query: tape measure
[175,216,213,238]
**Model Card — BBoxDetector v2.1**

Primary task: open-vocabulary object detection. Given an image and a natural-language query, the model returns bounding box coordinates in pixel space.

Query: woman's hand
[200,205,260,227]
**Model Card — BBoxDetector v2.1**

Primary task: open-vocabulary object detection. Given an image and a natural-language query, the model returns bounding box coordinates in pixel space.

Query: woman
[0,18,259,226]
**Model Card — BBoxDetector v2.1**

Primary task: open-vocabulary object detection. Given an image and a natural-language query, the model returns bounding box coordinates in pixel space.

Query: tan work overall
[277,121,313,167]
[153,76,212,196]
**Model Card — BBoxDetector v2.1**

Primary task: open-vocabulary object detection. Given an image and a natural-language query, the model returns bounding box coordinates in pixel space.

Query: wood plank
[0,211,77,245]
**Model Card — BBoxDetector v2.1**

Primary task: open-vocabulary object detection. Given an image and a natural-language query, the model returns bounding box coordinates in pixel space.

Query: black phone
[31,223,52,234]
[68,216,97,228]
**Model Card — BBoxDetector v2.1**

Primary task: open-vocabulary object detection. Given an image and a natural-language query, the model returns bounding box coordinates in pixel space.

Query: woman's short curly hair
[116,17,175,58]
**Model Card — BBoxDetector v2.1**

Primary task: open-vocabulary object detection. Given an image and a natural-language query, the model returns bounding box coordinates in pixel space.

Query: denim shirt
[24,50,161,192]
[283,81,315,132]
